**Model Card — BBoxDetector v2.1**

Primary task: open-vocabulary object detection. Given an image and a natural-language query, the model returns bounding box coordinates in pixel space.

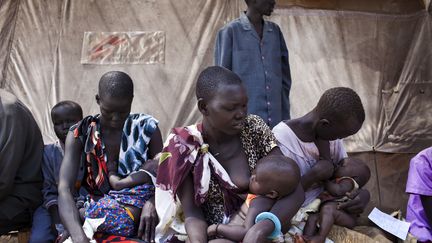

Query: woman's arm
[301,160,334,190]
[243,183,305,243]
[137,195,158,242]
[178,174,208,243]
[148,126,163,159]
[58,131,89,242]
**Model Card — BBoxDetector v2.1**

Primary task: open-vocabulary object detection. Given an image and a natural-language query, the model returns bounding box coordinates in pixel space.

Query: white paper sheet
[368,207,410,240]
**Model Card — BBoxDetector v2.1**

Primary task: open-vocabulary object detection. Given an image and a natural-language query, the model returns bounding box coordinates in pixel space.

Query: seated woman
[155,66,305,243]
[406,147,432,242]
[58,71,163,242]
[272,87,371,240]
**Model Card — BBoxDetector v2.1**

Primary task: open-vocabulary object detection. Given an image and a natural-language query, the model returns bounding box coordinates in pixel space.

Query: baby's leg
[303,213,319,236]
[123,205,141,225]
[308,202,338,243]
[333,208,356,229]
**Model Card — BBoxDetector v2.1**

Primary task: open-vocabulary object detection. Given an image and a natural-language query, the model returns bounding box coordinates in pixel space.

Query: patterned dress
[72,113,158,237]
[155,115,277,242]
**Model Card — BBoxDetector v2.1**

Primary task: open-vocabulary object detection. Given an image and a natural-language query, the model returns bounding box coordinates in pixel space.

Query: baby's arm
[109,170,152,191]
[325,179,354,197]
[107,159,154,191]
[208,196,275,242]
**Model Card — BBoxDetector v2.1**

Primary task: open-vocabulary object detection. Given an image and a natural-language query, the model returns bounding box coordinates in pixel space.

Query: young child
[303,157,371,243]
[83,160,156,237]
[207,155,300,242]
[42,101,84,238]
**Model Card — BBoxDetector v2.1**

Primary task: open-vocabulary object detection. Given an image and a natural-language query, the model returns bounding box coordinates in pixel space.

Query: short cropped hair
[256,155,300,196]
[51,100,83,118]
[316,87,365,124]
[98,71,134,99]
[195,66,242,100]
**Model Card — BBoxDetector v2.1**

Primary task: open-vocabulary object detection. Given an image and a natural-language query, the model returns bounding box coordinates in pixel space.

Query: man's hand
[338,188,370,214]
[137,197,158,242]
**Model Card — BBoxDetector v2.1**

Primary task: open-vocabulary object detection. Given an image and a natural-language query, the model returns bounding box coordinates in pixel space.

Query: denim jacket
[215,13,292,127]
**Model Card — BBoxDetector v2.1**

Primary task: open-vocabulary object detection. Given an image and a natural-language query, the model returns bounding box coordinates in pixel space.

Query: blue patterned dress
[72,113,158,236]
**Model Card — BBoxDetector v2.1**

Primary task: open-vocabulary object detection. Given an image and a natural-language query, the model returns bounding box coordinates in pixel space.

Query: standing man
[215,0,291,128]
[0,89,44,235]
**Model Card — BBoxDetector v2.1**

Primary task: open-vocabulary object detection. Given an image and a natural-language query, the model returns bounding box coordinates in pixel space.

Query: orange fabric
[245,194,258,207]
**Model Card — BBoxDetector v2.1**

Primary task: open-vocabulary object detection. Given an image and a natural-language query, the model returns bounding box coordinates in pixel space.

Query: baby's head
[249,155,300,199]
[51,101,83,144]
[335,158,371,187]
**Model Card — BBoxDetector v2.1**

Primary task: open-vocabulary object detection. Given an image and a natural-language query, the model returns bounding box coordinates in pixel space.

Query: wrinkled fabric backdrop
[1,0,431,213]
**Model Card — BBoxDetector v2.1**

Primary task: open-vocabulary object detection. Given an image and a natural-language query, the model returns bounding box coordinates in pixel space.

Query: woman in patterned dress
[155,66,305,243]
[58,71,163,243]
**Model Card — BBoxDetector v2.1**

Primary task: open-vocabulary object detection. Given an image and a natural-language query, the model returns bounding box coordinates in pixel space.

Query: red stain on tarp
[89,35,127,60]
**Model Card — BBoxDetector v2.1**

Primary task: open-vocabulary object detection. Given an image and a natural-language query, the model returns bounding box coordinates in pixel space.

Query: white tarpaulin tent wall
[1,0,431,215]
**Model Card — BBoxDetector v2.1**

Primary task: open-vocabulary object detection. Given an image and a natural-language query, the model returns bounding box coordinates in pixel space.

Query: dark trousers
[0,209,32,235]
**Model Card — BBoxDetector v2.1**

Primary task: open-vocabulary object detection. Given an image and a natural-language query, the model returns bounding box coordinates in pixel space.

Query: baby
[83,159,157,237]
[207,155,301,242]
[303,157,371,243]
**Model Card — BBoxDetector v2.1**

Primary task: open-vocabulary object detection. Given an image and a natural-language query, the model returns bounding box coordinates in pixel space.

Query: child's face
[51,107,82,143]
[97,94,132,129]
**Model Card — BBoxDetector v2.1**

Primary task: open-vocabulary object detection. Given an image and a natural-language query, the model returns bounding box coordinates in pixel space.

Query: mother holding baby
[155,66,304,243]
[155,67,370,243]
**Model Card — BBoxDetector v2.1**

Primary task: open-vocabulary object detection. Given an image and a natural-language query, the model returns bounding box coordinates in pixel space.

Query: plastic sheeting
[272,6,432,153]
[0,0,241,143]
[0,0,431,153]
[350,152,414,216]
